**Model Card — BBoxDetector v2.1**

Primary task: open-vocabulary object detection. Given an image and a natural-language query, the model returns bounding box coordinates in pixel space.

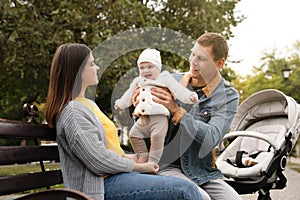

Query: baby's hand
[123,154,138,162]
[114,104,120,110]
[190,93,198,103]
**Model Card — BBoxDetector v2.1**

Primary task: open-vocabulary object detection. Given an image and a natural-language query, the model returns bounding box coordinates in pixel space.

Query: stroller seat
[218,123,287,180]
[216,89,300,200]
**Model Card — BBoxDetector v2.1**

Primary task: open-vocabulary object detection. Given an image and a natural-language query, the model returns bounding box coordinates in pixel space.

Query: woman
[45,43,202,200]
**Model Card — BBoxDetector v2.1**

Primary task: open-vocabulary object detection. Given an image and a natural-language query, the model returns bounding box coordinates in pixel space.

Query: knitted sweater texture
[56,100,134,200]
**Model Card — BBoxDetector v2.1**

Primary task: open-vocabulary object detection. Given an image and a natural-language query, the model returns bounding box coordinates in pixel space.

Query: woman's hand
[133,162,159,174]
[151,87,179,115]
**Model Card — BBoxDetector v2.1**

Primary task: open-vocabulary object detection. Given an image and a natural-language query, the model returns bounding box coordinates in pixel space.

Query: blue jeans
[104,172,203,200]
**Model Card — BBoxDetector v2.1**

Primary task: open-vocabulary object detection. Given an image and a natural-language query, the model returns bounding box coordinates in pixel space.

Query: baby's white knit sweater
[115,71,197,116]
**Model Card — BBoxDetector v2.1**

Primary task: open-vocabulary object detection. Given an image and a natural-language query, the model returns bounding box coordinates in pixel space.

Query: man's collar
[180,72,222,97]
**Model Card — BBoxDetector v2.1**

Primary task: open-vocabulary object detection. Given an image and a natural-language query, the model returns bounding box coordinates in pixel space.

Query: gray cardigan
[56,100,134,200]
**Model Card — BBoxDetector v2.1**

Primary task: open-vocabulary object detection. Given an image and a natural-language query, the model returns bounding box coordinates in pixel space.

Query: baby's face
[138,62,160,80]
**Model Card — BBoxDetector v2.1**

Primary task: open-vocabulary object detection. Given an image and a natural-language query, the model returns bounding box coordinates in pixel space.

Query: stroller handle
[220,131,280,151]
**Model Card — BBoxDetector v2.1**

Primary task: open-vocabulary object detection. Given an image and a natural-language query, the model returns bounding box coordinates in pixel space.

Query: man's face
[188,43,216,78]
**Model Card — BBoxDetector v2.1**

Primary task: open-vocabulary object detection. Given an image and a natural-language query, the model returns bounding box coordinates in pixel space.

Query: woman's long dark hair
[45,43,91,128]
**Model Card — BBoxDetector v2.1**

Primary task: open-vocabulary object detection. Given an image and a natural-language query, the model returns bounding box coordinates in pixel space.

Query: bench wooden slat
[0,116,92,199]
[0,146,59,165]
[0,118,56,140]
[0,170,63,195]
[15,188,92,200]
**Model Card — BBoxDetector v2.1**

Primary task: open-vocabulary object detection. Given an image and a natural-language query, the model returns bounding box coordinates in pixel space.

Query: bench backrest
[0,118,62,196]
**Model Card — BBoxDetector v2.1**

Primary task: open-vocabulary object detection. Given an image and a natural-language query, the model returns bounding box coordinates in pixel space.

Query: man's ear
[215,58,225,70]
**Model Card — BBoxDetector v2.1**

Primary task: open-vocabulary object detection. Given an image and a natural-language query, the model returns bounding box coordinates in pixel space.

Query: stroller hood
[230,89,300,145]
[216,89,300,196]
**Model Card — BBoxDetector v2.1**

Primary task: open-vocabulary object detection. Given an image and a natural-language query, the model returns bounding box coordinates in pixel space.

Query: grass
[0,162,61,176]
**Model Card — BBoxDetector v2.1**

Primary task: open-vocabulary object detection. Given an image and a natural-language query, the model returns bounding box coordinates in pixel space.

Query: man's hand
[132,87,140,107]
[151,87,179,115]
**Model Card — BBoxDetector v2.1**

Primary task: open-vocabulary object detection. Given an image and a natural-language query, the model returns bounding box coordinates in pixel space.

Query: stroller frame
[216,89,300,200]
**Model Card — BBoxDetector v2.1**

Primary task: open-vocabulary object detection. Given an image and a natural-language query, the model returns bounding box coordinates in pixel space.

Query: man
[151,32,242,200]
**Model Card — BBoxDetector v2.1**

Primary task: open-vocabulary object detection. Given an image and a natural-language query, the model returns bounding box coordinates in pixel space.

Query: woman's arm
[59,103,159,175]
[133,162,159,174]
[60,106,133,175]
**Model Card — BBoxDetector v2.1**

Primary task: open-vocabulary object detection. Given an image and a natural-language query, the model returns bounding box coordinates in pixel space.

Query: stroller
[216,89,300,200]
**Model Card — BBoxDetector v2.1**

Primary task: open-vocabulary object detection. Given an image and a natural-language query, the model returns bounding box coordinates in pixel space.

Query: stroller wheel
[280,156,287,170]
[258,190,272,200]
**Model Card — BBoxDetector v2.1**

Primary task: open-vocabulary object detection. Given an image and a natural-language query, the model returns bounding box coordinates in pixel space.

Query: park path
[1,158,300,200]
[242,157,300,200]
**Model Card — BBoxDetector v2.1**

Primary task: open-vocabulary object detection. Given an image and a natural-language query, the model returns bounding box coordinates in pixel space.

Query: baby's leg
[130,137,148,163]
[129,117,151,163]
[148,116,168,163]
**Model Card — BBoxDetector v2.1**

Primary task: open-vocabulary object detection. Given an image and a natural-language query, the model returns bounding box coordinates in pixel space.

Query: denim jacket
[159,72,239,185]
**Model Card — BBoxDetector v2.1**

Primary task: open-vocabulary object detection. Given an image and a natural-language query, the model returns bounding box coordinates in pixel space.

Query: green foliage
[0,163,60,176]
[0,0,243,120]
[156,0,243,39]
[220,65,239,83]
[0,0,106,119]
[225,41,300,152]
[236,42,300,103]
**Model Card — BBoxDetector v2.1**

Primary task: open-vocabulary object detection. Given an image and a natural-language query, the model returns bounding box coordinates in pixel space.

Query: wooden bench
[0,105,92,200]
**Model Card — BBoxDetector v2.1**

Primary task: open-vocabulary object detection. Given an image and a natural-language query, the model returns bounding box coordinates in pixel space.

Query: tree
[0,0,107,119]
[0,0,243,120]
[231,41,300,155]
[96,0,244,116]
[234,41,300,103]
[156,0,243,39]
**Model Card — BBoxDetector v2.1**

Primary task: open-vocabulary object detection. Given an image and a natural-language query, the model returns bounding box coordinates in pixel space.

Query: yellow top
[76,97,125,156]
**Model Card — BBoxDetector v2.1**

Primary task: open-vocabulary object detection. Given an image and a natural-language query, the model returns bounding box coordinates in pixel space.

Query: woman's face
[81,53,100,88]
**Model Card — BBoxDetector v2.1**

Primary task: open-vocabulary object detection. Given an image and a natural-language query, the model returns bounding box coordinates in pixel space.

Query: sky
[228,0,300,76]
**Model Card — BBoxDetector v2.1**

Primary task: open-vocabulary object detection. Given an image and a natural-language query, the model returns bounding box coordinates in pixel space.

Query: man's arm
[151,85,239,157]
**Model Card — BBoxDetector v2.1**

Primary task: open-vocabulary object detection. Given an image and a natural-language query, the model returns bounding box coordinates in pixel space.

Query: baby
[115,48,198,163]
